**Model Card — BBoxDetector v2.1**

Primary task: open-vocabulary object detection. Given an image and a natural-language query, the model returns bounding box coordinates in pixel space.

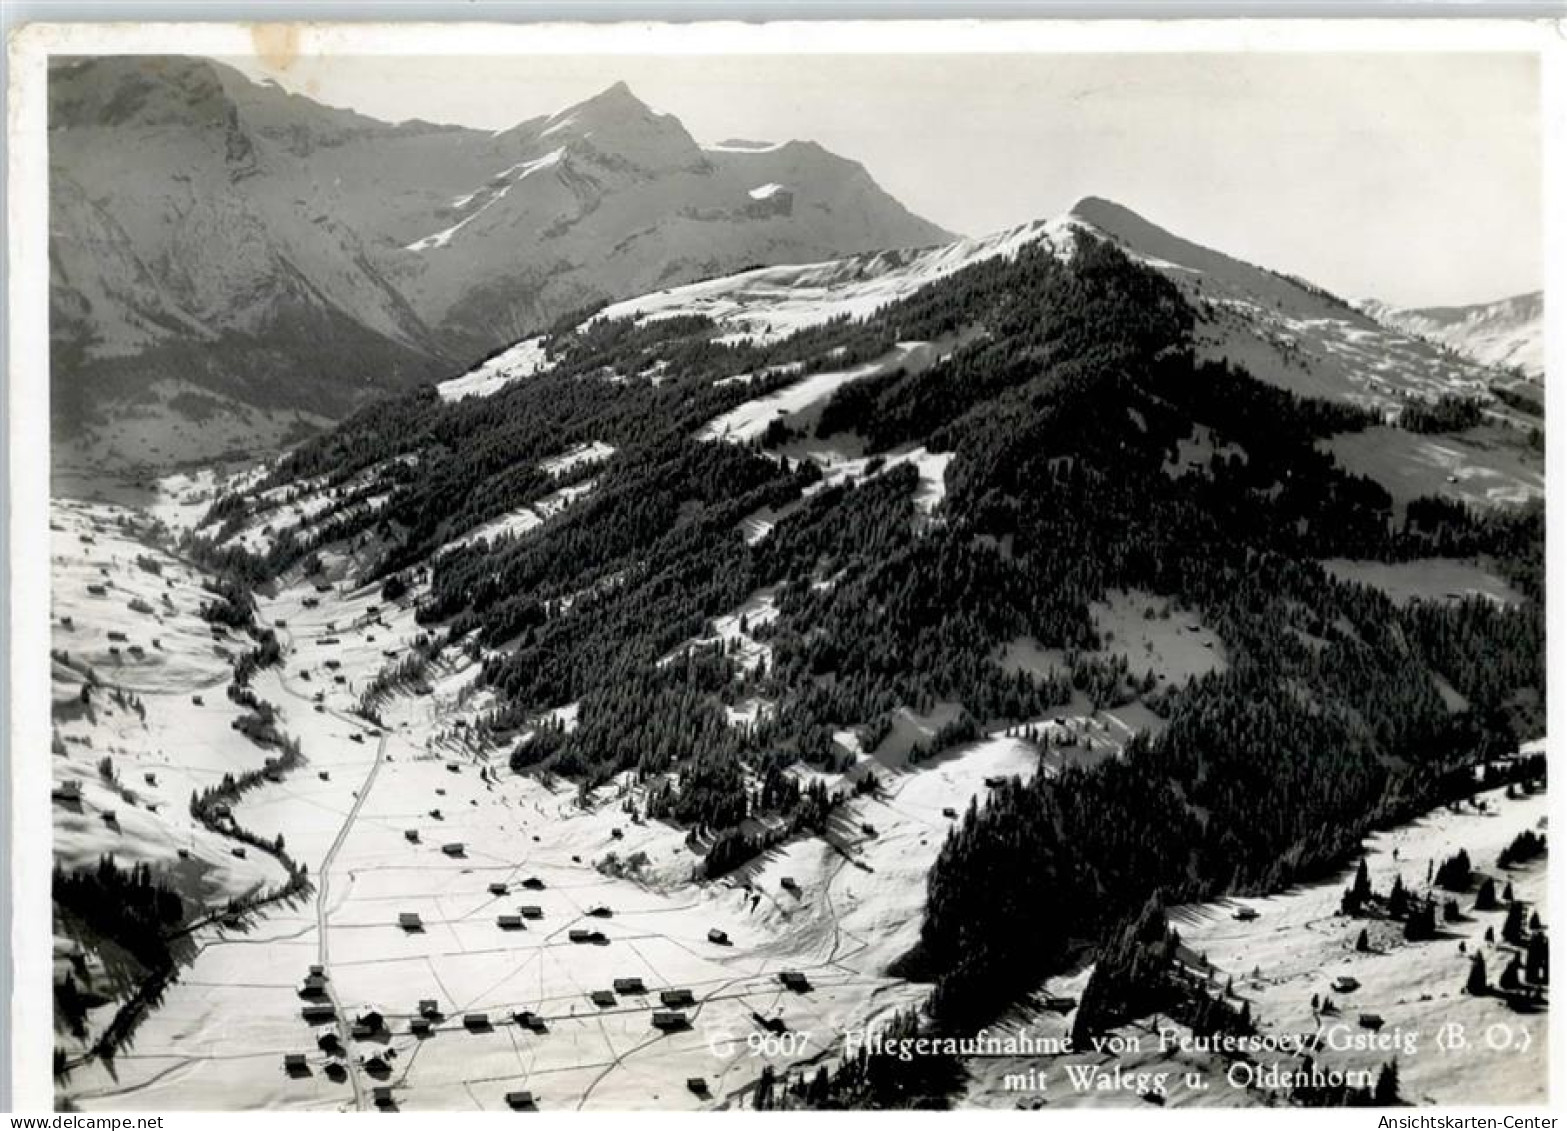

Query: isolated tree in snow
[1474,878,1499,912]
[1465,954,1488,996]
[1404,899,1436,942]
[1499,957,1522,992]
[1525,932,1548,984]
[1434,849,1471,892]
[1388,876,1409,919]
[1503,902,1527,946]
[1345,859,1373,914]
[1374,1061,1401,1105]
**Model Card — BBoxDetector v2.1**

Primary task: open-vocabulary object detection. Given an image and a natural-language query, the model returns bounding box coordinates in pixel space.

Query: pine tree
[1525,932,1548,984]
[1374,1060,1400,1105]
[1503,902,1527,946]
[1389,876,1409,919]
[1404,899,1436,942]
[1465,954,1488,996]
[1474,878,1498,912]
[1353,859,1372,903]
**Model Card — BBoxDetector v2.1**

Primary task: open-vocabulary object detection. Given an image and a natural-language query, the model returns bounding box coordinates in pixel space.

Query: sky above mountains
[225,51,1540,309]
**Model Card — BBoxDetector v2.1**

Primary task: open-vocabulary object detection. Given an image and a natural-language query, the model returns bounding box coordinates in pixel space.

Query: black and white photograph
[5,16,1558,1115]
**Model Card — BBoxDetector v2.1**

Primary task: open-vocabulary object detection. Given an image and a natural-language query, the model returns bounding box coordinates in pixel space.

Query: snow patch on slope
[706,138,785,153]
[539,441,615,478]
[405,149,564,252]
[660,588,779,675]
[699,357,893,443]
[437,337,551,402]
[443,479,596,553]
[594,215,1081,347]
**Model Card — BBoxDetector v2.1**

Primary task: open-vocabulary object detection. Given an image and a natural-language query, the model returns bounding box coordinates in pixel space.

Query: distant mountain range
[48,57,952,469]
[1356,292,1543,382]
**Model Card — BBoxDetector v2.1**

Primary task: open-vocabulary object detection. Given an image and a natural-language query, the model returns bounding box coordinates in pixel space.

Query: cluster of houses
[395,874,564,933]
[280,798,796,1106]
[288,966,710,1103]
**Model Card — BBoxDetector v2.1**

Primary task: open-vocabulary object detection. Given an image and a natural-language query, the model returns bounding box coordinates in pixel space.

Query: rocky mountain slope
[49,57,951,470]
[1357,291,1544,382]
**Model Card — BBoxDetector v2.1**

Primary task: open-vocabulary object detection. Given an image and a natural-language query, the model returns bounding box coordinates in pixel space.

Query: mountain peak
[574,80,646,113]
[1062,195,1248,278]
[1065,194,1122,216]
[547,80,659,129]
[535,80,703,172]
[1063,195,1159,237]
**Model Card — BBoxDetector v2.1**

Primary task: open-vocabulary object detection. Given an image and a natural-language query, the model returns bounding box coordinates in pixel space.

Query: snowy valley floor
[49,485,1550,1111]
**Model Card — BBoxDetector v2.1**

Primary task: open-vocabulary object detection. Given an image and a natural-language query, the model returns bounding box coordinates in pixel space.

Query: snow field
[595,216,1080,347]
[436,337,551,403]
[441,478,598,554]
[959,771,1550,1109]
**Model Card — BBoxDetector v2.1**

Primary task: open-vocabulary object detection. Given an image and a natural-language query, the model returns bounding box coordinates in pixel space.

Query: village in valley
[47,428,1548,1109]
[36,47,1550,1115]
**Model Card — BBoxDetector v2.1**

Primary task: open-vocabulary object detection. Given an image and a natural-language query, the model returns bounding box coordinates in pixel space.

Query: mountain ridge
[1356,291,1543,381]
[49,57,954,471]
[186,197,1540,1044]
[54,190,1542,1108]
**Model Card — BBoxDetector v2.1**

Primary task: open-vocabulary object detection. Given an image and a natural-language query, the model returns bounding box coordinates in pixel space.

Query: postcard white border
[8,16,1566,1119]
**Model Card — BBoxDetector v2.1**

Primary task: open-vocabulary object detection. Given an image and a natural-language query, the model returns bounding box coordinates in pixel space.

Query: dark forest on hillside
[191,234,1545,1032]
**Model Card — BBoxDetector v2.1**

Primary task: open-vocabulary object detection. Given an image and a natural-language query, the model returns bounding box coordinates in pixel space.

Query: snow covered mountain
[48,58,951,470]
[1356,291,1543,382]
[1061,198,1530,417]
[52,192,1545,1111]
[557,196,1528,420]
[391,81,953,362]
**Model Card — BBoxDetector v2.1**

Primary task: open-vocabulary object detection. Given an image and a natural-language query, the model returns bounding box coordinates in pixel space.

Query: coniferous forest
[196,233,1544,1033]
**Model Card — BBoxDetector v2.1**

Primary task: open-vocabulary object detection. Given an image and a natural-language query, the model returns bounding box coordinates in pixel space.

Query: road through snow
[314,732,387,1110]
